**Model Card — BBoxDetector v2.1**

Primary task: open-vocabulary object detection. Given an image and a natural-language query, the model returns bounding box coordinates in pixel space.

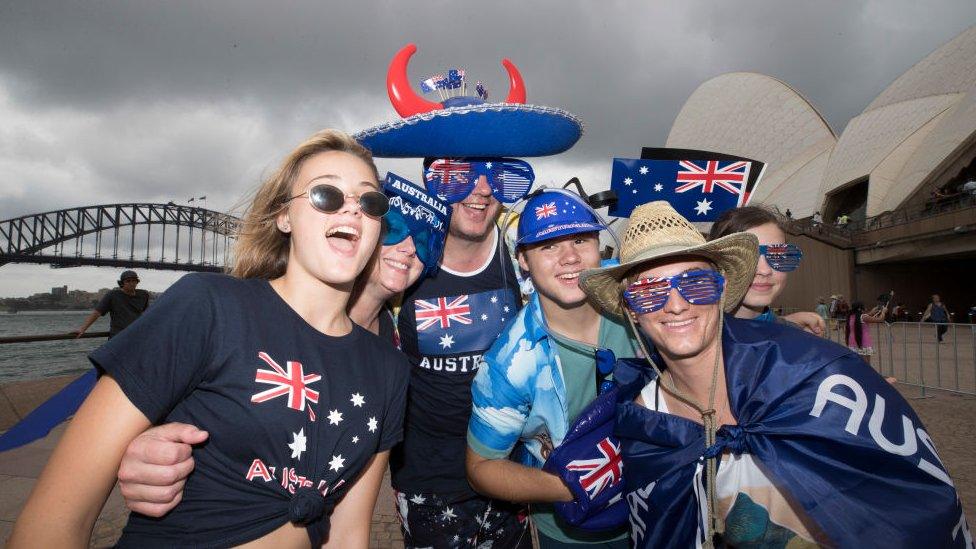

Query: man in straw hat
[465,188,636,547]
[579,201,968,548]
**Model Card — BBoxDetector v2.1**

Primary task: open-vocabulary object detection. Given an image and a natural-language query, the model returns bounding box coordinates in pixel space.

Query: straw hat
[579,201,759,317]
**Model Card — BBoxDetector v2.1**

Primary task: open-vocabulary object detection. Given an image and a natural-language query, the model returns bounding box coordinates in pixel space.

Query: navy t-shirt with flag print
[393,229,521,498]
[89,273,409,547]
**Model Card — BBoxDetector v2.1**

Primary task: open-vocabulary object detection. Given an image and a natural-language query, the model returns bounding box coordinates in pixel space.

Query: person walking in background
[922,294,951,343]
[74,270,150,338]
[846,301,887,361]
[815,296,829,324]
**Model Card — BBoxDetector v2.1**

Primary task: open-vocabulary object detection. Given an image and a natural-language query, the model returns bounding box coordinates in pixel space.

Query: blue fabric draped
[615,316,970,548]
[0,369,97,452]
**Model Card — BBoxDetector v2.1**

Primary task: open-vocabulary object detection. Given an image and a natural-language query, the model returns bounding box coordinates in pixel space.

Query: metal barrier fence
[823,320,976,396]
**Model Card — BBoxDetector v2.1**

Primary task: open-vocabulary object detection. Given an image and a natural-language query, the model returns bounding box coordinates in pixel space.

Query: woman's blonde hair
[230,129,380,279]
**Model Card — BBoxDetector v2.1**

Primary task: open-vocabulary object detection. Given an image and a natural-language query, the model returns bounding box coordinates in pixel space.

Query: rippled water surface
[0,311,110,382]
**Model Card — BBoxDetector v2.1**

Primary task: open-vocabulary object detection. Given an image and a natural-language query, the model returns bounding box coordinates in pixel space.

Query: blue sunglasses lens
[760,244,802,272]
[486,160,534,203]
[383,208,411,246]
[425,159,476,203]
[624,270,725,314]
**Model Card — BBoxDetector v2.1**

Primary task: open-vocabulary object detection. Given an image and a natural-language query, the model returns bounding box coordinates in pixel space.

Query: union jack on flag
[675,160,749,195]
[534,201,558,220]
[415,295,473,331]
[565,437,623,499]
[251,352,321,420]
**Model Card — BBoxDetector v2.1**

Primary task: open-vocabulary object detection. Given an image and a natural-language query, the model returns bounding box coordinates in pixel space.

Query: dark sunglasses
[424,157,535,204]
[285,184,389,217]
[759,243,802,272]
[623,269,725,314]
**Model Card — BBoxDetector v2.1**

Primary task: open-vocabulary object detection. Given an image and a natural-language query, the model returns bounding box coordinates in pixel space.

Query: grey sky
[1,1,974,296]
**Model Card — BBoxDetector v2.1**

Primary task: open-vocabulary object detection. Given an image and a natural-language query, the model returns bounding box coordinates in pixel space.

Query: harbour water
[0,311,109,382]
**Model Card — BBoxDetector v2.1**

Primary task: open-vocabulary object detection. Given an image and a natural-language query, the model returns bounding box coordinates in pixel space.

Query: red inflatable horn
[502,59,526,104]
[387,44,443,118]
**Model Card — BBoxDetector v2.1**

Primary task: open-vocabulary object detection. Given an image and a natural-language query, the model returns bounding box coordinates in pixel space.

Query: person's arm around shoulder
[117,422,209,516]
[9,376,152,547]
[781,310,826,335]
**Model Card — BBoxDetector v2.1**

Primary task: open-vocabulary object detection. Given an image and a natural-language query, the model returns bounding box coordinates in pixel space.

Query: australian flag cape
[614,315,971,548]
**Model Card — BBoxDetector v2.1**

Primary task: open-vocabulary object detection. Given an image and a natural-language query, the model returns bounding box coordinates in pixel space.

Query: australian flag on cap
[517,190,608,246]
[609,148,766,221]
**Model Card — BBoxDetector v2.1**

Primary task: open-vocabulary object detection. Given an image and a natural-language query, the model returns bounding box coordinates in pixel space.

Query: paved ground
[1,376,973,547]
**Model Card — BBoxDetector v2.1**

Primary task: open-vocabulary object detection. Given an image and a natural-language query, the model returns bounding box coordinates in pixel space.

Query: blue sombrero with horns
[354,44,583,158]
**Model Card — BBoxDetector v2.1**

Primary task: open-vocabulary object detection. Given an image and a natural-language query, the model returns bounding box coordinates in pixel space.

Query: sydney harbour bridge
[0,203,241,272]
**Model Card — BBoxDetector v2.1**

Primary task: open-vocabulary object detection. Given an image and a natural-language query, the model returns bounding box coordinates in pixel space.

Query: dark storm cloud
[0,0,974,294]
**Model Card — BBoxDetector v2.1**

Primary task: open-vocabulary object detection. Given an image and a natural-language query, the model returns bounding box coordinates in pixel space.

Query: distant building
[51,285,68,297]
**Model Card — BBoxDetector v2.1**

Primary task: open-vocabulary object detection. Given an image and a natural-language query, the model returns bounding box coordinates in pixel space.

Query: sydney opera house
[666,24,976,316]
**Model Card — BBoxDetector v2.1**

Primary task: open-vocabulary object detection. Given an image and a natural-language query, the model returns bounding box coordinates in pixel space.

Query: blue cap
[516,190,607,245]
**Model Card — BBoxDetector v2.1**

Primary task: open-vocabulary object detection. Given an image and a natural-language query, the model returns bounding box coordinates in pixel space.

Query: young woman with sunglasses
[708,205,825,334]
[10,129,410,548]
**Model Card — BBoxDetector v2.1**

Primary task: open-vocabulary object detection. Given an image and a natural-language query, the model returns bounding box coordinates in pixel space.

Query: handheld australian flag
[608,148,766,220]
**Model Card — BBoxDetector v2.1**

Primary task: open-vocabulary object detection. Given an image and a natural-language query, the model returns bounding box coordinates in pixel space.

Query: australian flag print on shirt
[415,288,516,356]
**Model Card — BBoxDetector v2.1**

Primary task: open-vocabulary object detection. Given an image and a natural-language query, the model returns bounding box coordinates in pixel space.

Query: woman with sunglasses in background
[11,129,410,548]
[708,205,825,334]
[349,172,449,346]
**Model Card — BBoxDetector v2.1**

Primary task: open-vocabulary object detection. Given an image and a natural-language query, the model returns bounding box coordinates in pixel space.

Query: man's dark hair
[707,205,786,240]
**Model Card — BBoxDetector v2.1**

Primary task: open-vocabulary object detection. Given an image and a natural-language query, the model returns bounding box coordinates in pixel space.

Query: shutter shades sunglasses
[424,157,535,204]
[623,269,726,314]
[759,243,802,272]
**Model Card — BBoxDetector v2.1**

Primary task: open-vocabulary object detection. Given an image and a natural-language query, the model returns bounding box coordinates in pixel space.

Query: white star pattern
[639,166,649,175]
[694,198,713,216]
[441,507,457,521]
[503,306,510,313]
[624,177,633,186]
[485,162,492,169]
[410,494,426,505]
[439,334,454,349]
[328,454,345,472]
[327,409,343,425]
[481,314,488,321]
[632,189,638,194]
[501,317,505,322]
[350,393,365,407]
[490,295,498,304]
[654,183,663,192]
[351,436,359,444]
[287,428,307,460]
[453,534,460,542]
[367,417,378,433]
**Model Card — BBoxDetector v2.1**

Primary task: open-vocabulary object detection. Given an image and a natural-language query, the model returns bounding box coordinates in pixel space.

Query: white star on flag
[624,177,633,186]
[367,417,378,433]
[410,494,426,505]
[350,393,365,407]
[503,306,510,313]
[485,162,492,169]
[481,314,488,321]
[328,454,345,472]
[695,198,713,216]
[327,409,343,425]
[288,428,307,460]
[490,295,498,304]
[351,436,359,444]
[654,183,663,192]
[632,189,638,194]
[441,507,457,521]
[639,166,649,175]
[439,334,454,349]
